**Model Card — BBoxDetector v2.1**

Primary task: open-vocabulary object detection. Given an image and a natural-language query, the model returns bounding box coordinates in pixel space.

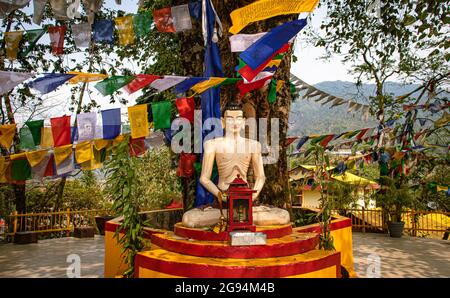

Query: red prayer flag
[129,137,146,157]
[285,137,297,146]
[176,152,196,177]
[319,134,335,147]
[153,7,175,32]
[236,75,273,96]
[50,115,71,147]
[124,74,161,94]
[238,44,290,82]
[175,97,195,123]
[48,26,66,56]
[355,128,370,141]
[44,154,55,177]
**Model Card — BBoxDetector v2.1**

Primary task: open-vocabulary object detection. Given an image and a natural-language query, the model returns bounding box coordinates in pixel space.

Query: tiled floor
[352,232,450,277]
[0,232,449,278]
[0,236,104,278]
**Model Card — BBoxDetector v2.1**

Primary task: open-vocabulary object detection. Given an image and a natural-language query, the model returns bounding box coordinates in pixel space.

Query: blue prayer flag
[101,108,121,140]
[240,19,307,70]
[189,1,202,20]
[173,77,208,94]
[195,0,223,207]
[296,136,309,151]
[93,19,114,44]
[28,73,76,94]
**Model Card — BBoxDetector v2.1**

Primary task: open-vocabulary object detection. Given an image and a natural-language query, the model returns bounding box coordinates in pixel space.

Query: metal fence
[333,208,450,239]
[0,209,108,241]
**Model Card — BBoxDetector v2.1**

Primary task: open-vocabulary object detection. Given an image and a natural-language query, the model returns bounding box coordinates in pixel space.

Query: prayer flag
[188,0,201,20]
[101,108,121,140]
[152,101,172,130]
[145,130,166,149]
[94,75,135,96]
[28,73,75,94]
[40,127,54,148]
[11,158,31,181]
[20,28,46,57]
[177,152,196,177]
[0,71,34,95]
[31,154,51,180]
[50,0,70,20]
[115,15,135,46]
[150,75,188,92]
[48,25,66,55]
[75,141,93,164]
[0,157,9,183]
[32,0,47,25]
[176,97,195,123]
[55,152,74,176]
[296,136,309,151]
[26,149,48,167]
[319,134,335,147]
[68,71,108,84]
[128,104,149,139]
[71,23,91,48]
[230,32,266,52]
[236,72,273,96]
[82,0,103,24]
[19,126,36,150]
[93,19,114,44]
[153,4,192,33]
[191,77,227,94]
[25,120,44,146]
[267,79,277,104]
[5,31,23,60]
[240,19,307,70]
[54,144,72,165]
[133,11,152,37]
[77,112,97,141]
[124,74,160,94]
[50,115,71,147]
[129,137,146,157]
[229,0,318,34]
[0,124,16,149]
[173,77,207,94]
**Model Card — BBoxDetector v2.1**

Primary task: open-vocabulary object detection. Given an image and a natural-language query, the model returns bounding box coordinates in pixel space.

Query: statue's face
[222,110,244,134]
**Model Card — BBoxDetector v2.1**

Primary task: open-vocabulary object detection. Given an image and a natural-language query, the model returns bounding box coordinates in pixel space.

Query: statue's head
[222,101,244,134]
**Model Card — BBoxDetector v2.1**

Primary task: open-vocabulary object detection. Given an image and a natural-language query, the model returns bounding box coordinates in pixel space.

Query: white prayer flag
[77,112,97,141]
[230,32,267,52]
[56,152,74,175]
[72,23,91,48]
[0,71,34,95]
[32,0,47,25]
[171,4,192,31]
[150,75,188,92]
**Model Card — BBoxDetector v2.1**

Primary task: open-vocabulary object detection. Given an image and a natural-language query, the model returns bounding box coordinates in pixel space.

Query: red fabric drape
[176,153,196,177]
[48,26,66,56]
[50,115,71,147]
[175,97,195,123]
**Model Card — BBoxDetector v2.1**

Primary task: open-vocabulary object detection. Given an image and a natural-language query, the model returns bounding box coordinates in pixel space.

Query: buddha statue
[182,101,290,228]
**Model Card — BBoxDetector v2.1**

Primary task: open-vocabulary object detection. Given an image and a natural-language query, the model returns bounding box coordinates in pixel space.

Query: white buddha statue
[182,102,290,228]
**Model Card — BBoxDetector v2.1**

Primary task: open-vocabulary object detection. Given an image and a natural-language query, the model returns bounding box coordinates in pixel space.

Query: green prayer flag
[133,11,152,37]
[20,29,46,57]
[152,101,172,130]
[219,78,241,86]
[310,135,328,145]
[194,162,202,175]
[19,126,36,150]
[273,54,284,60]
[94,75,135,96]
[268,79,277,104]
[289,81,297,96]
[11,158,31,181]
[25,119,44,145]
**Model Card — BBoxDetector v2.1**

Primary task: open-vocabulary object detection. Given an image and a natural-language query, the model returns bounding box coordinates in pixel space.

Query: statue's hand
[217,191,227,202]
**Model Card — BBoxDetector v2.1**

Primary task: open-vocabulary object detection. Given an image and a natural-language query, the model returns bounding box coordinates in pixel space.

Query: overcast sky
[9,0,357,122]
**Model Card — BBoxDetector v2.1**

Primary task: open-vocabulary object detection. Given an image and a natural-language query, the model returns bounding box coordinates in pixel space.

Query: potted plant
[376,176,414,238]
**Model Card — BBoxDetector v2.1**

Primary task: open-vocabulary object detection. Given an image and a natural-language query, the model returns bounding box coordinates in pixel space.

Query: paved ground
[0,236,104,278]
[0,233,448,278]
[353,232,450,278]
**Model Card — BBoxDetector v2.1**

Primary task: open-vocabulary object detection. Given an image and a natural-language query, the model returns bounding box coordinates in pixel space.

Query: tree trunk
[176,0,296,208]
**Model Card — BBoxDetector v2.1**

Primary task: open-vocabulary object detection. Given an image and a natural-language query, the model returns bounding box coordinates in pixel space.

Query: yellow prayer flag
[67,72,109,84]
[267,59,282,68]
[115,15,135,46]
[26,149,49,167]
[94,139,110,151]
[80,146,103,171]
[0,157,10,183]
[276,80,285,92]
[5,31,24,60]
[229,0,319,34]
[0,124,17,149]
[40,127,54,148]
[10,153,26,160]
[437,185,448,192]
[75,141,93,164]
[112,135,126,146]
[128,105,149,139]
[54,144,73,165]
[191,77,227,94]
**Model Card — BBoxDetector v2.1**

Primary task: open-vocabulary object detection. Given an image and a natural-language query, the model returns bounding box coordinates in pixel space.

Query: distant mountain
[288,81,421,136]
